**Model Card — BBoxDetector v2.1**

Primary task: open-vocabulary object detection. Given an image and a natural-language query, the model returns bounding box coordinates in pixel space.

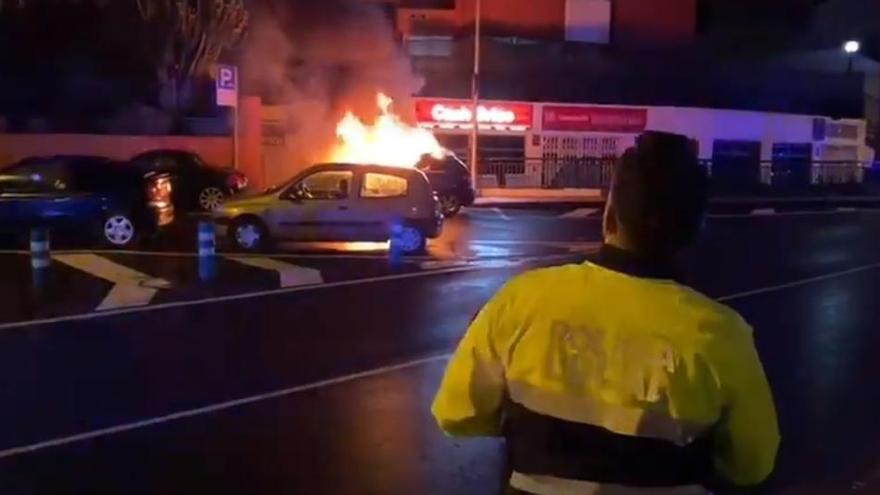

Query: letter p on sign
[216,64,238,107]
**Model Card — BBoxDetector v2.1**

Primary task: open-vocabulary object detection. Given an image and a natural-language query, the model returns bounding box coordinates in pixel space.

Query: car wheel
[392,225,426,254]
[231,217,267,252]
[439,194,462,217]
[198,186,226,211]
[103,213,138,247]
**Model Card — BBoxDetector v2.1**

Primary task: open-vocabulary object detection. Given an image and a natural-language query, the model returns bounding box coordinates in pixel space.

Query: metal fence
[476,157,877,194]
[478,158,615,190]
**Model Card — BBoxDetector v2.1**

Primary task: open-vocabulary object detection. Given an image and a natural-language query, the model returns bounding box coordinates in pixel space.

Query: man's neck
[595,243,679,280]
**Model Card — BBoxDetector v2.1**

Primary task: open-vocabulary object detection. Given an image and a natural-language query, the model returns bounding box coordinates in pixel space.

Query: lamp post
[844,40,860,73]
[469,0,482,192]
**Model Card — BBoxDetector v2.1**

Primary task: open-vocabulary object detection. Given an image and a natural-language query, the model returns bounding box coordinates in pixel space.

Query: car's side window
[361,173,408,198]
[4,159,70,190]
[298,171,353,200]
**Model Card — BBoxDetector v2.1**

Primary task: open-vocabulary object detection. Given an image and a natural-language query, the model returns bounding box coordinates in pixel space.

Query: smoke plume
[242,0,423,178]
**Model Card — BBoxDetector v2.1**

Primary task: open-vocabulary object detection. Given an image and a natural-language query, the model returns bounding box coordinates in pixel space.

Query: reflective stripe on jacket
[432,249,780,492]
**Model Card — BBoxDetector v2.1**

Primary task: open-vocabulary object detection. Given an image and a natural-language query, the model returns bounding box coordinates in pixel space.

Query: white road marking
[751,208,776,216]
[4,260,880,459]
[0,353,453,461]
[492,207,511,221]
[0,253,579,332]
[710,209,867,219]
[559,208,600,219]
[225,256,324,287]
[716,262,880,302]
[53,254,169,310]
[471,240,601,253]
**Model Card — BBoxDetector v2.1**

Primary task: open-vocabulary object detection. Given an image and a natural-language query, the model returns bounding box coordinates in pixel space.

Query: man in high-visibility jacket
[432,131,779,495]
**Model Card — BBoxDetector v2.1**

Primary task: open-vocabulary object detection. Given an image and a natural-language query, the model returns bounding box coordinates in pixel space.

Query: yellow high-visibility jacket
[432,258,780,490]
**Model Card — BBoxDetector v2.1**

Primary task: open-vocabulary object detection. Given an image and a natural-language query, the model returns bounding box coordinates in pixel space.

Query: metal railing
[474,157,877,194]
[477,157,615,190]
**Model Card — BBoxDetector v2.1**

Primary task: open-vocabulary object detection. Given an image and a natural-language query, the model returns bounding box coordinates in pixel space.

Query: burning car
[213,162,442,253]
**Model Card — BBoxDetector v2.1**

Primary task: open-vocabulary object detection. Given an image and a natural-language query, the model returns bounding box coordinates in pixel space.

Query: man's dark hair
[610,131,708,255]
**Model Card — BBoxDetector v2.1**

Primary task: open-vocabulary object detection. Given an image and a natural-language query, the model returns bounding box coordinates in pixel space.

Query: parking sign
[216,64,238,107]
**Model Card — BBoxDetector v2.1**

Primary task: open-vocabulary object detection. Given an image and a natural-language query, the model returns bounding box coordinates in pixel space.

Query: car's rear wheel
[103,213,138,247]
[198,186,226,211]
[391,225,426,254]
[439,194,462,217]
[231,217,267,252]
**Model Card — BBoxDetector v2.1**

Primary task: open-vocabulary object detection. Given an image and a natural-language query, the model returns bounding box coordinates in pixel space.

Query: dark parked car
[131,149,248,211]
[0,155,174,247]
[416,153,475,217]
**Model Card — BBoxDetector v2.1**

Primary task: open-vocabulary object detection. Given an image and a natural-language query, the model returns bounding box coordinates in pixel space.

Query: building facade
[391,0,696,46]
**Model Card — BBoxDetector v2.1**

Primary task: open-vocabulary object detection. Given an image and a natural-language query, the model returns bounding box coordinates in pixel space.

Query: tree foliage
[0,0,249,112]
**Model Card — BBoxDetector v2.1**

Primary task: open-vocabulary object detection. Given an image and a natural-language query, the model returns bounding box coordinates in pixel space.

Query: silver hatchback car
[213,163,444,253]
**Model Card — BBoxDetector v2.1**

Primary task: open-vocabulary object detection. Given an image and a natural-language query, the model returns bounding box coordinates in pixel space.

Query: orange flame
[329,93,446,168]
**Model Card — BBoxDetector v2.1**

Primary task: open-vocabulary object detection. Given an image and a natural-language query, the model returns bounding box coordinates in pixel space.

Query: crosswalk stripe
[225,256,324,287]
[559,208,599,219]
[53,254,169,310]
[492,207,512,221]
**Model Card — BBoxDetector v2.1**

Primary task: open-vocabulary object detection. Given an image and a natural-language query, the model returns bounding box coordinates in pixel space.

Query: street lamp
[844,40,860,73]
[469,0,481,192]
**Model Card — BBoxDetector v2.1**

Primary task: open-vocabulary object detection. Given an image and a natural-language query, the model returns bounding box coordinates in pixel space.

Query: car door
[0,158,102,232]
[356,170,412,241]
[269,168,358,241]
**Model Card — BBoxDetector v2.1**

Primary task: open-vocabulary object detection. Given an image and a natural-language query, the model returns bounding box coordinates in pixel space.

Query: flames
[329,93,446,168]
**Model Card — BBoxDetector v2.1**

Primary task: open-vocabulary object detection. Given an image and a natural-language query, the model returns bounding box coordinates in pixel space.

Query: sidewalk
[473,188,880,209]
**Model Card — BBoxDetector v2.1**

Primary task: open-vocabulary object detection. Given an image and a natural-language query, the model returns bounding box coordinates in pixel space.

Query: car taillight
[227,173,248,190]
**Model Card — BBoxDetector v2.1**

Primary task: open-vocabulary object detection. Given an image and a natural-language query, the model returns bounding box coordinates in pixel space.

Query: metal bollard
[30,228,51,291]
[197,221,217,282]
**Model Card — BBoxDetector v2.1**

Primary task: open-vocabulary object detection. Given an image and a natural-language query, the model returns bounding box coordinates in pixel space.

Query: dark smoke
[242,0,423,174]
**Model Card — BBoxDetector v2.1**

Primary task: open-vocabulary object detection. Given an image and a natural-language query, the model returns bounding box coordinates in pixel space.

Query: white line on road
[715,262,880,302]
[708,209,871,219]
[53,254,169,310]
[0,254,577,332]
[559,208,600,219]
[492,207,512,221]
[751,208,776,216]
[2,260,880,460]
[0,353,452,461]
[225,256,324,287]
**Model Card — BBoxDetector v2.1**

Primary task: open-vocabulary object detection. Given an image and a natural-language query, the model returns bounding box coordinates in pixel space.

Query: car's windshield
[1,3,876,495]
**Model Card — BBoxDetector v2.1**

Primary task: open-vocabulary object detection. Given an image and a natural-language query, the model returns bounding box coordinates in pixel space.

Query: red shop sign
[415,99,533,130]
[542,106,647,133]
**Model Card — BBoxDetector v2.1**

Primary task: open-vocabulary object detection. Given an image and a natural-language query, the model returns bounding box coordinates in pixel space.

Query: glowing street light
[844,40,860,54]
[844,40,860,73]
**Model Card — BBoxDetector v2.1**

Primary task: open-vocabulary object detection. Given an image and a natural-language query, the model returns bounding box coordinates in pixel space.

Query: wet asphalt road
[1,207,880,494]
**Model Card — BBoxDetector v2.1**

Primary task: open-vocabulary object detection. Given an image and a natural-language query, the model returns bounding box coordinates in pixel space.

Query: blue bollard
[30,228,50,291]
[198,221,217,282]
[388,221,403,267]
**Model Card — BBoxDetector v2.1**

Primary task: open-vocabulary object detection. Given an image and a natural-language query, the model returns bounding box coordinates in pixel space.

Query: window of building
[400,0,454,8]
[361,173,409,198]
[406,36,454,57]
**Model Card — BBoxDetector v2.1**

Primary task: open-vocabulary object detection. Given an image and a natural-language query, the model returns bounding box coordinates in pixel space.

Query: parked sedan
[0,155,173,246]
[214,163,443,253]
[131,149,248,211]
[417,153,475,217]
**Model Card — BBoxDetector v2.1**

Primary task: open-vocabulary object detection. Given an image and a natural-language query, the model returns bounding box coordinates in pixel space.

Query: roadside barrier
[30,228,50,291]
[197,221,217,281]
[388,222,403,266]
